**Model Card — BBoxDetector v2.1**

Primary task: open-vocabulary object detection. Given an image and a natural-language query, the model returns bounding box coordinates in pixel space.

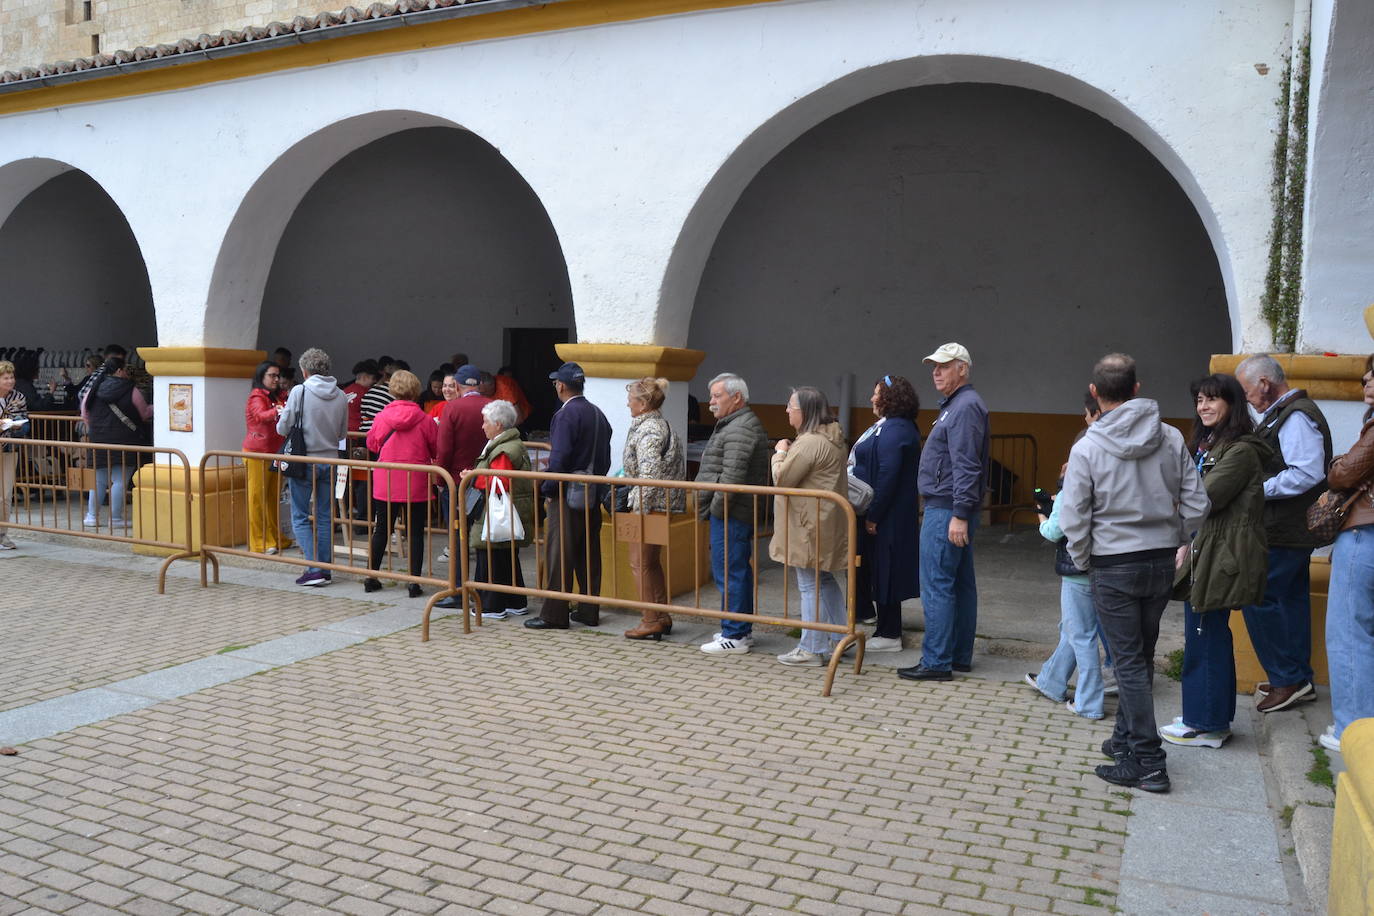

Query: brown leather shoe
[1256,681,1271,695]
[1256,681,1315,713]
[624,613,673,641]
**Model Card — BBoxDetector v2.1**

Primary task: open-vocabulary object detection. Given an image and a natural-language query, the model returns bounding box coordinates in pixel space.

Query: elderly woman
[1319,363,1374,755]
[850,374,921,651]
[81,356,153,529]
[0,360,29,551]
[242,360,290,554]
[364,370,438,598]
[621,377,687,640]
[771,386,850,666]
[438,399,533,617]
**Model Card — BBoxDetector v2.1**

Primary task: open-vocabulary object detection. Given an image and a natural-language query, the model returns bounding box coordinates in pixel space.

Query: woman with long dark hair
[850,374,921,651]
[242,360,290,554]
[1161,373,1270,749]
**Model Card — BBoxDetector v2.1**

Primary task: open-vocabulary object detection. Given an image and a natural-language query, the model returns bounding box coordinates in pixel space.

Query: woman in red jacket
[364,370,438,598]
[242,361,290,554]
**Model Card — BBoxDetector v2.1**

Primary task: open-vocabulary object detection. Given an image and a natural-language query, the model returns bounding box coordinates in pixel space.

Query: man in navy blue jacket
[899,342,989,681]
[526,362,613,630]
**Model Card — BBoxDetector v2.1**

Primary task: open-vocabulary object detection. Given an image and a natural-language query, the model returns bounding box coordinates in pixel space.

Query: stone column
[132,346,264,552]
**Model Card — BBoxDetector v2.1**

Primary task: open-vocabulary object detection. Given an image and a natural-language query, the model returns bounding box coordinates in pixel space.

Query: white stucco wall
[0,0,1292,353]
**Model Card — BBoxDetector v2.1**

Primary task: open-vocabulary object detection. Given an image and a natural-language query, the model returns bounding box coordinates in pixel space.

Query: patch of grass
[786,627,802,638]
[216,645,249,654]
[1308,743,1335,790]
[1064,884,1114,908]
[1111,791,1132,800]
[1280,804,1295,827]
[1163,649,1185,681]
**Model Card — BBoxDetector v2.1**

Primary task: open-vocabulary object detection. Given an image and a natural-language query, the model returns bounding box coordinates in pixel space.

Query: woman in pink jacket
[364,370,438,597]
[242,361,290,554]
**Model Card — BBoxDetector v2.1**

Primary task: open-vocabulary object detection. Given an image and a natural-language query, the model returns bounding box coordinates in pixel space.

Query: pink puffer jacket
[366,400,438,502]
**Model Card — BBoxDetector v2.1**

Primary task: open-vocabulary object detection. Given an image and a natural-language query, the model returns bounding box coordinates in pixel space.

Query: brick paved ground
[0,554,385,713]
[0,579,1128,916]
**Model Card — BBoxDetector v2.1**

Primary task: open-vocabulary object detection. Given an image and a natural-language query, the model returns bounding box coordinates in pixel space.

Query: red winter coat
[367,400,438,503]
[243,387,286,454]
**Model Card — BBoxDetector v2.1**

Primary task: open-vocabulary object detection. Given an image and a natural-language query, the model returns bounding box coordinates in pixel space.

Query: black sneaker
[1100,739,1129,761]
[896,665,953,682]
[1095,759,1169,793]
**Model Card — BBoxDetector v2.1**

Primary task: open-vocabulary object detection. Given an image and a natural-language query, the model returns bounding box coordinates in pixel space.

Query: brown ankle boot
[625,612,672,641]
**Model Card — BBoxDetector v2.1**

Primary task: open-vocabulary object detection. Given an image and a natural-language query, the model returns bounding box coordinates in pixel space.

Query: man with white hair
[899,343,989,682]
[695,372,772,655]
[1235,354,1332,713]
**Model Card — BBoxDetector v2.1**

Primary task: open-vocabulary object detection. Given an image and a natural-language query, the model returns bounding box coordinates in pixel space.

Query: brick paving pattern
[0,556,385,713]
[0,604,1127,915]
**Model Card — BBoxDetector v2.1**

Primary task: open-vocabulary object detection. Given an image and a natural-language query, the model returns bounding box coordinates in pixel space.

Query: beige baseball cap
[923,342,972,367]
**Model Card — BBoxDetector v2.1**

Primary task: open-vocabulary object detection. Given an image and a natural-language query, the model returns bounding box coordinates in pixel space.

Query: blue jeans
[1328,526,1374,739]
[88,462,136,522]
[288,464,334,574]
[710,516,755,639]
[1181,602,1236,732]
[1091,556,1174,768]
[918,507,979,671]
[796,568,845,654]
[1241,546,1314,688]
[1036,578,1104,718]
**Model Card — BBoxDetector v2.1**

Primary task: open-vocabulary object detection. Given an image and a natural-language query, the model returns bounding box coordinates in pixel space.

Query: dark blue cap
[455,364,482,386]
[548,362,585,383]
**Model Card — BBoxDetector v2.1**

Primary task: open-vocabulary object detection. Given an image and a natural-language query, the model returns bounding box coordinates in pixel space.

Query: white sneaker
[1159,717,1231,748]
[82,516,99,527]
[701,634,753,655]
[437,547,450,563]
[0,535,15,550]
[866,636,903,653]
[1102,669,1119,695]
[265,547,279,556]
[1319,724,1342,754]
[504,605,530,616]
[777,647,822,667]
[472,609,508,622]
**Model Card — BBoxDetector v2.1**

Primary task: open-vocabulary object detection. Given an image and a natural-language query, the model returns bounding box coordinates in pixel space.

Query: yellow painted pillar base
[1330,718,1374,915]
[598,510,713,601]
[131,462,248,556]
[1229,557,1330,692]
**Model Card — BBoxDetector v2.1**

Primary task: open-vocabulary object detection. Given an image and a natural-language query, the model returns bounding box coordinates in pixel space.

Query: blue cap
[455,364,482,386]
[548,362,585,383]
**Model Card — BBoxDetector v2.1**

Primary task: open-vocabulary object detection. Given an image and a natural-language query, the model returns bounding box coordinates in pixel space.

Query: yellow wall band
[1209,353,1368,401]
[555,343,706,381]
[137,346,265,378]
[0,0,776,117]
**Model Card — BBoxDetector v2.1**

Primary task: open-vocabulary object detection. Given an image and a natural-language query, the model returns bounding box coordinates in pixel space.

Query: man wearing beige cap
[898,343,989,682]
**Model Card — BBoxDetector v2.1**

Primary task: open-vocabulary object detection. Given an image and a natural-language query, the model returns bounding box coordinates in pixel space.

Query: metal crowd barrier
[431,466,864,696]
[2,437,196,592]
[988,433,1039,527]
[14,413,85,502]
[196,450,461,618]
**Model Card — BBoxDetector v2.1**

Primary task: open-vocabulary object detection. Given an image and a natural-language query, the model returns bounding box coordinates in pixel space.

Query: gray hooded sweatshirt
[276,374,348,457]
[1058,398,1210,571]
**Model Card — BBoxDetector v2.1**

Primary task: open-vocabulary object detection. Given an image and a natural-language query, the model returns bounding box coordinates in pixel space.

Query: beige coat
[769,422,850,571]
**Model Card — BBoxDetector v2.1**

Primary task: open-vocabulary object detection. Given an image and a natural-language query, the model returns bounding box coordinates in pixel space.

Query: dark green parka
[469,428,534,549]
[1175,434,1273,612]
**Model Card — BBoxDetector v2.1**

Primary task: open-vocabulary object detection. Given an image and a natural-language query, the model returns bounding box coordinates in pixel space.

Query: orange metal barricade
[2,437,196,592]
[988,433,1039,528]
[196,450,461,618]
[430,466,864,696]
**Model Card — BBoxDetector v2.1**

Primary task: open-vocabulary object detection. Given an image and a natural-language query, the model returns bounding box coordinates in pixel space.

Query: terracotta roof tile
[1,0,496,86]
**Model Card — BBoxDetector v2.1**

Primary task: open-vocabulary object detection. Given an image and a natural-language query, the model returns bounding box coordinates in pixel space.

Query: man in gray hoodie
[277,347,349,587]
[1059,354,1209,793]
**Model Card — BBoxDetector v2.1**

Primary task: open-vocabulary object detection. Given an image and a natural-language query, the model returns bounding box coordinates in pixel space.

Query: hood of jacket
[1085,398,1166,460]
[379,399,428,430]
[302,374,341,400]
[94,374,135,403]
[809,421,848,452]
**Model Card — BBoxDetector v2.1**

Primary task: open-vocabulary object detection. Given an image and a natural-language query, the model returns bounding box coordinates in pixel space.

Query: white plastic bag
[481,477,525,543]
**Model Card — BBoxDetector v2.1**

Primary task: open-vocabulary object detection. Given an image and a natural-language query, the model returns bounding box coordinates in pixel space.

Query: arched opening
[212,115,572,429]
[685,82,1229,488]
[0,162,156,393]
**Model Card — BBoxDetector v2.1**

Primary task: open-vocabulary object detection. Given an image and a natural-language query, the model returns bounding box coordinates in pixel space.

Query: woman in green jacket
[1162,374,1272,749]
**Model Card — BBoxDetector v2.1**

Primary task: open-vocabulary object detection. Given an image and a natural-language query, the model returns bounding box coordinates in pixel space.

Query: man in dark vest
[1236,354,1332,713]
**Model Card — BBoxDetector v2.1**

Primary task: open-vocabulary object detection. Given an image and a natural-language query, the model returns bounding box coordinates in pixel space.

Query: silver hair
[708,372,749,402]
[298,347,330,376]
[482,399,518,430]
[1236,354,1286,385]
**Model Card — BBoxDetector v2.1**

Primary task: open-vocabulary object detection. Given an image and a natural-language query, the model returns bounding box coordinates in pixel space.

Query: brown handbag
[1306,483,1370,546]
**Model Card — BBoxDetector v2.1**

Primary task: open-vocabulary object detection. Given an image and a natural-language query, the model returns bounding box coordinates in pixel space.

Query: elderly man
[1059,354,1208,792]
[696,372,772,655]
[898,343,990,681]
[526,362,612,630]
[276,347,349,588]
[1236,355,1332,713]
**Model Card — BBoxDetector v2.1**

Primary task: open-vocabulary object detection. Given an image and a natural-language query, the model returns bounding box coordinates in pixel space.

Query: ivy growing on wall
[1261,35,1310,352]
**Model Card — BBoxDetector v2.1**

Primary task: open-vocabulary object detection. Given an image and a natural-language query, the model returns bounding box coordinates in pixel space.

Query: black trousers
[475,543,526,611]
[538,499,602,625]
[369,499,427,578]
